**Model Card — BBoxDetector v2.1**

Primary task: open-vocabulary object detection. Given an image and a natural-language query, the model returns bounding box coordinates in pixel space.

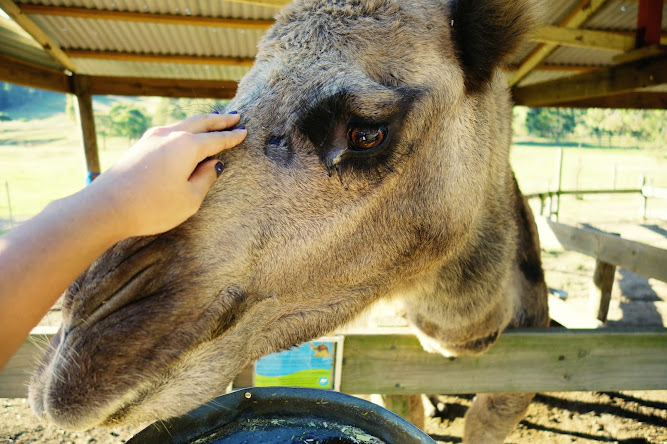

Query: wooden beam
[510,0,612,87]
[66,49,255,67]
[512,55,667,107]
[18,4,275,30]
[72,75,101,176]
[0,53,70,92]
[537,92,667,109]
[0,0,76,72]
[531,25,635,52]
[340,330,667,394]
[536,217,667,283]
[612,44,667,64]
[4,328,666,398]
[636,0,664,47]
[87,76,238,99]
[508,64,597,73]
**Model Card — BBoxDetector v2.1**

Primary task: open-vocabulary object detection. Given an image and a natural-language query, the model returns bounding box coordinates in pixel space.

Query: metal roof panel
[72,57,250,81]
[14,0,280,20]
[28,15,263,57]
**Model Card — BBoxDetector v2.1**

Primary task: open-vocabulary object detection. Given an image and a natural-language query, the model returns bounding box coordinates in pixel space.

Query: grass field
[1,112,666,225]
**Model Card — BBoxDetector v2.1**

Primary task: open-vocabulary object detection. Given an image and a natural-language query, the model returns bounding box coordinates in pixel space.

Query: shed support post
[72,74,101,182]
[636,0,664,48]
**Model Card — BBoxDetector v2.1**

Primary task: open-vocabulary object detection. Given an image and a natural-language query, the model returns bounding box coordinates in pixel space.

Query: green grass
[0,114,129,219]
[511,144,667,194]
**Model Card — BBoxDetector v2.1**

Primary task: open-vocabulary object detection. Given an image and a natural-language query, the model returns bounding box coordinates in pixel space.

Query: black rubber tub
[127,387,436,444]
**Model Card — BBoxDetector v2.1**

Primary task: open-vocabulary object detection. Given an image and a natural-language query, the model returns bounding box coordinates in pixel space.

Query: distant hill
[0,82,159,121]
[0,82,66,120]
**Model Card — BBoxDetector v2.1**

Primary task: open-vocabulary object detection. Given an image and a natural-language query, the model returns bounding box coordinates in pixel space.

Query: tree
[95,113,113,150]
[65,94,77,122]
[525,108,578,143]
[108,103,151,141]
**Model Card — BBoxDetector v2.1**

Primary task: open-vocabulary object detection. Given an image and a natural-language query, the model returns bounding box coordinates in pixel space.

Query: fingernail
[236,126,246,130]
[212,110,220,114]
[229,110,238,115]
[215,161,225,177]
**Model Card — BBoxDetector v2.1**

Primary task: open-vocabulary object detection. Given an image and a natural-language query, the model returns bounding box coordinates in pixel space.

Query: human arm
[0,113,247,370]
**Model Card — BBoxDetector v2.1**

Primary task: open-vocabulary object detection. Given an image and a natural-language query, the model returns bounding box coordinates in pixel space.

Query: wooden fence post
[640,175,648,219]
[589,259,616,324]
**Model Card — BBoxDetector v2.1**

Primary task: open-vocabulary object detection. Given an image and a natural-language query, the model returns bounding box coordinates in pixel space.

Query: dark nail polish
[215,161,225,177]
[229,110,238,115]
[212,110,220,114]
[236,126,246,130]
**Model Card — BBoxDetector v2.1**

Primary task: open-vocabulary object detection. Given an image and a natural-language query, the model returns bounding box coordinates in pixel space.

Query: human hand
[87,112,247,239]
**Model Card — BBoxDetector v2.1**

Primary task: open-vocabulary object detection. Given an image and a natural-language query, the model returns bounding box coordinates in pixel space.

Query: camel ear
[450,0,539,93]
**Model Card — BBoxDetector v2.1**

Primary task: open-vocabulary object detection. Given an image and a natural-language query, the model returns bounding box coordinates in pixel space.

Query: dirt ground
[1,218,666,443]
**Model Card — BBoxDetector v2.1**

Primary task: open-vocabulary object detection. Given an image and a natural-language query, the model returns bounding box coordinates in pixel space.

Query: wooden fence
[526,185,666,220]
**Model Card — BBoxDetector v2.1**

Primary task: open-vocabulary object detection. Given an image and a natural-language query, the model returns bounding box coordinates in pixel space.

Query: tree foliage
[518,107,666,148]
[108,103,151,140]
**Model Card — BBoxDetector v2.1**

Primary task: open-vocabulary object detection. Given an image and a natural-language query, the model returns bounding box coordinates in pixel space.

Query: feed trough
[128,387,436,444]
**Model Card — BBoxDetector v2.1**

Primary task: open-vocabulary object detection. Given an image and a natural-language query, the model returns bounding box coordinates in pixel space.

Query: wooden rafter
[87,75,238,99]
[0,53,70,92]
[531,25,635,52]
[18,4,275,30]
[65,49,255,67]
[544,92,667,109]
[512,55,667,107]
[510,0,612,87]
[0,0,76,72]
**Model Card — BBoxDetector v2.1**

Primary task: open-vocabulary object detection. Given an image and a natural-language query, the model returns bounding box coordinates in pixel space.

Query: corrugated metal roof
[545,46,616,67]
[583,0,667,31]
[72,57,250,80]
[543,0,585,26]
[1,0,665,107]
[29,15,263,57]
[14,0,280,20]
[0,16,63,69]
[513,69,581,87]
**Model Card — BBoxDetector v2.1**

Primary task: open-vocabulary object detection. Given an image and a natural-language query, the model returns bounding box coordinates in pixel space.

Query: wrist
[63,183,132,248]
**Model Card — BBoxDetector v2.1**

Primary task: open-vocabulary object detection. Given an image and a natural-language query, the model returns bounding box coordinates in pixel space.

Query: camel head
[30,0,538,430]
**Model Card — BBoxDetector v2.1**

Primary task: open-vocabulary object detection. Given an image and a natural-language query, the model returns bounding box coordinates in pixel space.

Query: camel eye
[348,125,388,152]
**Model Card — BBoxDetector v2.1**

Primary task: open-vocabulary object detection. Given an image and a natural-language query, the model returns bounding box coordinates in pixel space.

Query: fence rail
[525,186,666,219]
[2,327,666,399]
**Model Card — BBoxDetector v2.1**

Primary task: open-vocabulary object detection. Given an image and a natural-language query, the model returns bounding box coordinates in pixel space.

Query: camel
[29,0,548,442]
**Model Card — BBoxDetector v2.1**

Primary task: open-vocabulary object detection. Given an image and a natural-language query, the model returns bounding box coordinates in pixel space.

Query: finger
[194,127,248,159]
[188,159,223,201]
[170,113,241,134]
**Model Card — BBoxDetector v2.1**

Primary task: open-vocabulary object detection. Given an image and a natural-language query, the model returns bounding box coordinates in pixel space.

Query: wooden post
[635,0,664,48]
[555,147,564,220]
[640,175,648,220]
[380,394,425,430]
[71,74,101,181]
[589,259,616,324]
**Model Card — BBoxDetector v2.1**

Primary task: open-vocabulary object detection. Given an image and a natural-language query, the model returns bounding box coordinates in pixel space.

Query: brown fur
[29,1,547,442]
